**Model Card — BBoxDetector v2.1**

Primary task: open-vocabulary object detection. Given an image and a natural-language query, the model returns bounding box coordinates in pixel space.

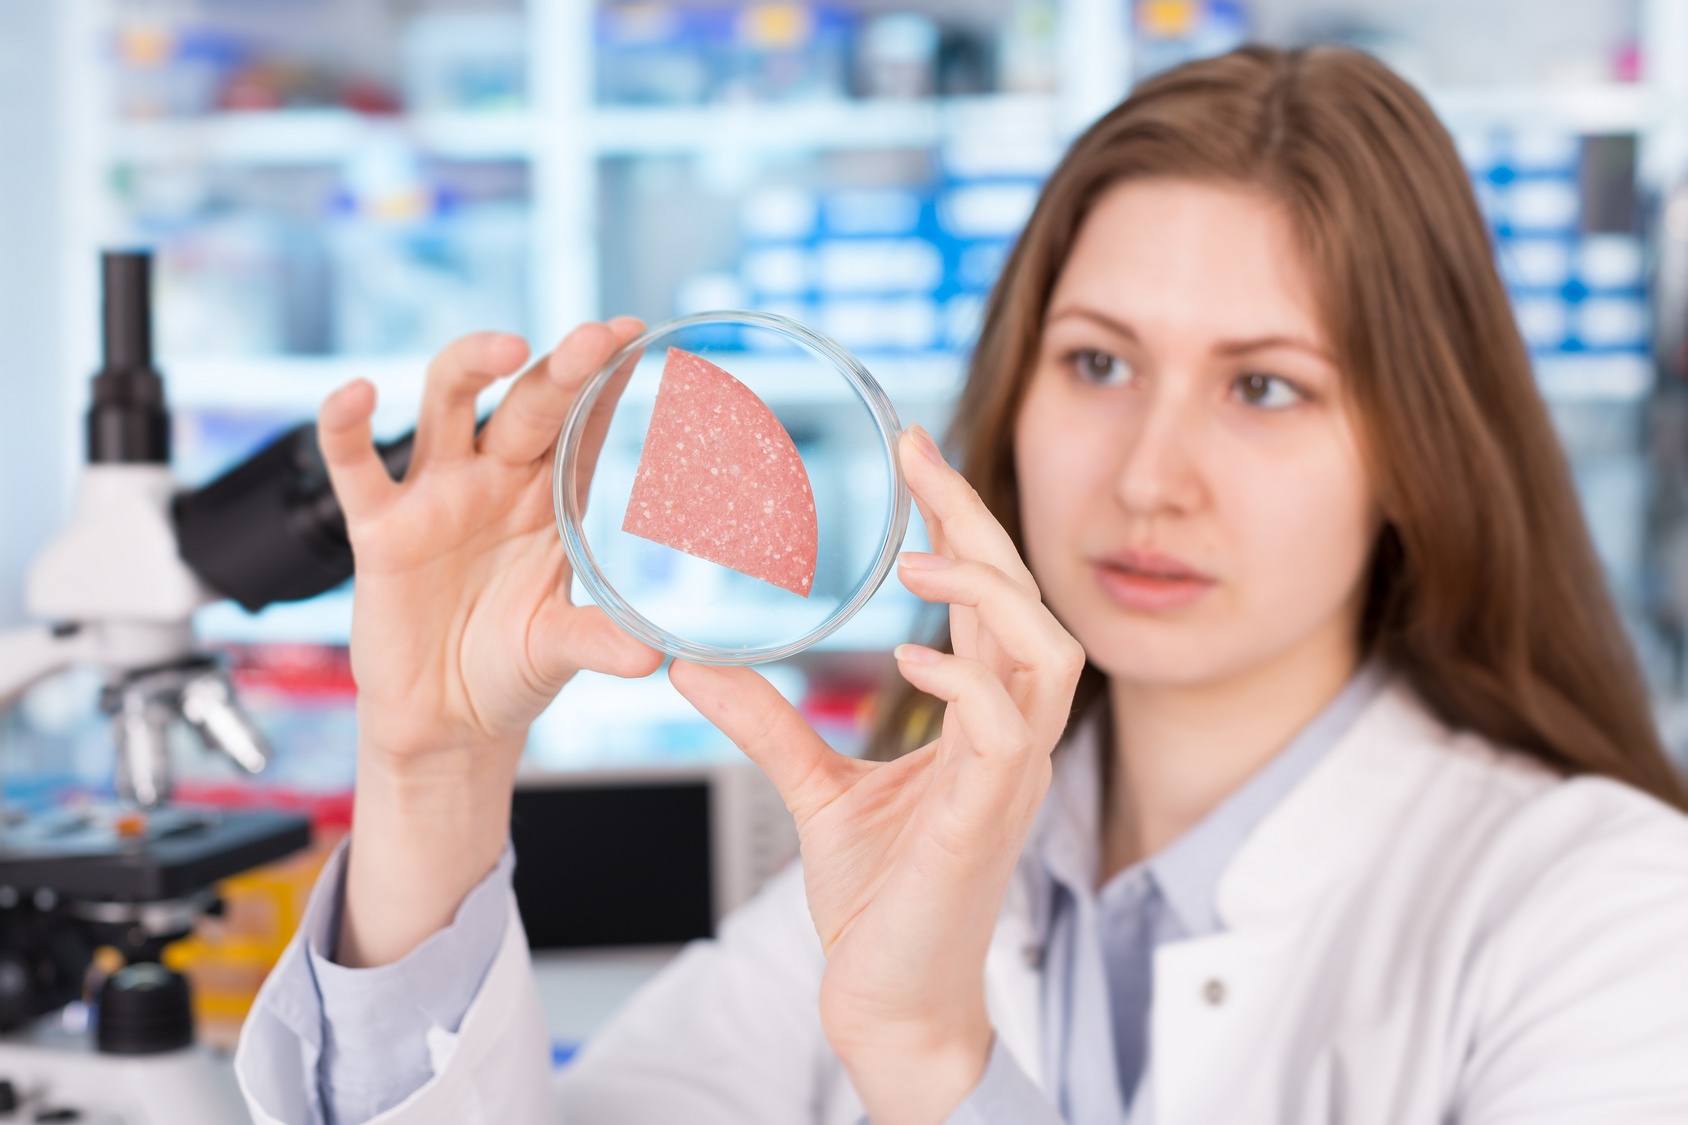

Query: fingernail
[898,551,952,570]
[907,425,947,469]
[894,643,941,665]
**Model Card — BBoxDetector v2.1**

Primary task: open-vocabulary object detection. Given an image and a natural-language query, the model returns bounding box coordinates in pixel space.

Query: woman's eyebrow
[1046,307,1332,364]
[1044,305,1141,343]
[1214,334,1334,362]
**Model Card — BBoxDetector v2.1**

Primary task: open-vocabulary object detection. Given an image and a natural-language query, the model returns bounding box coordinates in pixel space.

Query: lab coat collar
[1021,659,1389,933]
[1033,662,1390,932]
[986,668,1438,1089]
[1214,676,1451,927]
[1151,659,1387,934]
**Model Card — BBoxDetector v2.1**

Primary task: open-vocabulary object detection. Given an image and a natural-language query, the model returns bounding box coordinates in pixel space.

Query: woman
[237,46,1688,1124]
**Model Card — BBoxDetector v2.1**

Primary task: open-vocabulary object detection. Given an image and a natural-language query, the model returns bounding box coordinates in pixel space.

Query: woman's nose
[1112,387,1205,517]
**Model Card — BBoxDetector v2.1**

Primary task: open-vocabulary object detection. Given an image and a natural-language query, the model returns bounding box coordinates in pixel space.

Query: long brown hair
[869,45,1688,810]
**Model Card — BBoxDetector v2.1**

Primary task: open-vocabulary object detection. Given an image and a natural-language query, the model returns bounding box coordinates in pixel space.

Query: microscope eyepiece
[101,251,154,375]
[89,250,169,465]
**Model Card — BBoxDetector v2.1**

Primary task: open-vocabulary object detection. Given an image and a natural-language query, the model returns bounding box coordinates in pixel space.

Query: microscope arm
[0,619,204,715]
[0,624,86,712]
[2,420,413,709]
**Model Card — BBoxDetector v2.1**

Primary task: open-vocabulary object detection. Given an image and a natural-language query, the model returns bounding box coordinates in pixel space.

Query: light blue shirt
[289,663,1381,1125]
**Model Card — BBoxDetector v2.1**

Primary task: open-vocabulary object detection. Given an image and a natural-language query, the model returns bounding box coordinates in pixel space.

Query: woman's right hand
[318,324,663,968]
[670,427,1086,1124]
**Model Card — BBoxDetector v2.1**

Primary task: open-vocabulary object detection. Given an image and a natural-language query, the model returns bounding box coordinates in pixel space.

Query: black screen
[509,782,714,949]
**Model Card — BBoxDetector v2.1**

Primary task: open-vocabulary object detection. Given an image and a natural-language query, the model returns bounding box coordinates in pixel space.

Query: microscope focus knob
[95,962,192,1055]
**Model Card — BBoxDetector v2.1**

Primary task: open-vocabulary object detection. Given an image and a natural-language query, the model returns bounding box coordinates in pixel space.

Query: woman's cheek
[1015,434,1079,589]
[1228,444,1375,632]
[1014,404,1102,607]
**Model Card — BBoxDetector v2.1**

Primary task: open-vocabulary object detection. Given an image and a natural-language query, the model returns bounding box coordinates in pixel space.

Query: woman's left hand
[669,425,1086,1125]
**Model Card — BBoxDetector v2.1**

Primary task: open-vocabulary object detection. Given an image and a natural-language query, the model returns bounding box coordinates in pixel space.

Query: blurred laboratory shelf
[1430,84,1672,133]
[109,93,1062,167]
[165,352,965,416]
[592,93,1059,156]
[1535,353,1655,402]
[105,86,1678,170]
[47,0,1688,665]
[167,355,431,413]
[113,109,534,166]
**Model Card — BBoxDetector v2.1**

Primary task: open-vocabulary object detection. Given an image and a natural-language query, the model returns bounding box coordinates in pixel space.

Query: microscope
[0,251,410,1122]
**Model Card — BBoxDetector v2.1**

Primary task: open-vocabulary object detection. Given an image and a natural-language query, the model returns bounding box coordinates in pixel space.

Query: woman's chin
[1064,610,1255,691]
[1089,649,1243,691]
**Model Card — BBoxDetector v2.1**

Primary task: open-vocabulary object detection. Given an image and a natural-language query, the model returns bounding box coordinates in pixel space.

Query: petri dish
[553,311,911,665]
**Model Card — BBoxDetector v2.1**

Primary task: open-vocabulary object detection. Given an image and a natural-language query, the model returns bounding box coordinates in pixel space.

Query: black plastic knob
[95,962,192,1055]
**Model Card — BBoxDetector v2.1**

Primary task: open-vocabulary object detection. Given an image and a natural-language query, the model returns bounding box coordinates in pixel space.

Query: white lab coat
[236,679,1688,1123]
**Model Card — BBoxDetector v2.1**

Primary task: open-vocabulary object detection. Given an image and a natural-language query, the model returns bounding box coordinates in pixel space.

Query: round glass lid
[554,311,911,665]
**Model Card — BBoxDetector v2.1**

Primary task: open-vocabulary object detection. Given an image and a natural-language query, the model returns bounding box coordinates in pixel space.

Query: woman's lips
[1089,550,1216,612]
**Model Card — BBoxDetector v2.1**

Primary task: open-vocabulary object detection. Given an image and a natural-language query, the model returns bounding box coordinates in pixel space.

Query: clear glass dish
[553,311,911,664]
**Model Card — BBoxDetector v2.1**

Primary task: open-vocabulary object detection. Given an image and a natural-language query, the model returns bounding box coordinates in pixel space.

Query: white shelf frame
[111,108,537,165]
[106,94,1067,165]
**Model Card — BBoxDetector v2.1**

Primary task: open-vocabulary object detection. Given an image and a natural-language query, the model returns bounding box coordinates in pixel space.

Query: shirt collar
[1031,659,1389,936]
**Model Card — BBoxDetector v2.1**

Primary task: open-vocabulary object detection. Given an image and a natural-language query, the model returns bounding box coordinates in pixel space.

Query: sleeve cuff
[943,1036,1064,1125]
[306,840,515,1125]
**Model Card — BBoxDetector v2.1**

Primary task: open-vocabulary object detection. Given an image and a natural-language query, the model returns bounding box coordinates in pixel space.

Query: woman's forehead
[1049,178,1328,351]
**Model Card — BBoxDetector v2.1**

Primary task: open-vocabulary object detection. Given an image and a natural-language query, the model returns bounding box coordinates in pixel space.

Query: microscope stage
[0,806,311,901]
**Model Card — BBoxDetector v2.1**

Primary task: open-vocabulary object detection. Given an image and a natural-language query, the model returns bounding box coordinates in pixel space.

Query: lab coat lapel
[985,868,1047,1087]
[983,683,1447,1110]
[980,711,1106,1093]
[1148,681,1450,1124]
[1215,682,1449,925]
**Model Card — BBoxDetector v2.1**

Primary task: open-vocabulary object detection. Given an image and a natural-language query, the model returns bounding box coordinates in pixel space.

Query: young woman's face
[1013,178,1380,688]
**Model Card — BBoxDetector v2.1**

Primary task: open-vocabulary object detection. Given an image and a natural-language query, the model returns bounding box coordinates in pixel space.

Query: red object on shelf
[340,77,402,115]
[221,643,357,701]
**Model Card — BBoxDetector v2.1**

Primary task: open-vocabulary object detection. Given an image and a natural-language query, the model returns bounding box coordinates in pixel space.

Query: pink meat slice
[622,347,818,597]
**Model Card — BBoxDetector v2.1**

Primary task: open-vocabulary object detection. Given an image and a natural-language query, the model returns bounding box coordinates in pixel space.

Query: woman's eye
[1233,372,1303,410]
[1071,349,1133,386]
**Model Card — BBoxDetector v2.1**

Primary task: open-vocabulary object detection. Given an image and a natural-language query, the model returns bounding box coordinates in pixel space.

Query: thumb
[669,661,847,818]
[532,603,664,685]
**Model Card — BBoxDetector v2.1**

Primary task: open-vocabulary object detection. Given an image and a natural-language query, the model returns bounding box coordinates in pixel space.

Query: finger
[317,379,398,522]
[892,646,1046,826]
[897,553,1085,714]
[477,319,642,467]
[413,332,531,468]
[572,319,646,511]
[911,489,951,560]
[900,425,1036,592]
[669,661,848,818]
[530,603,663,684]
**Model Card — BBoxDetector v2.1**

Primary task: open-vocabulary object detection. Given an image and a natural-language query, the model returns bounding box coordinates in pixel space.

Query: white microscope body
[8,460,208,682]
[0,463,230,808]
[0,252,296,1123]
